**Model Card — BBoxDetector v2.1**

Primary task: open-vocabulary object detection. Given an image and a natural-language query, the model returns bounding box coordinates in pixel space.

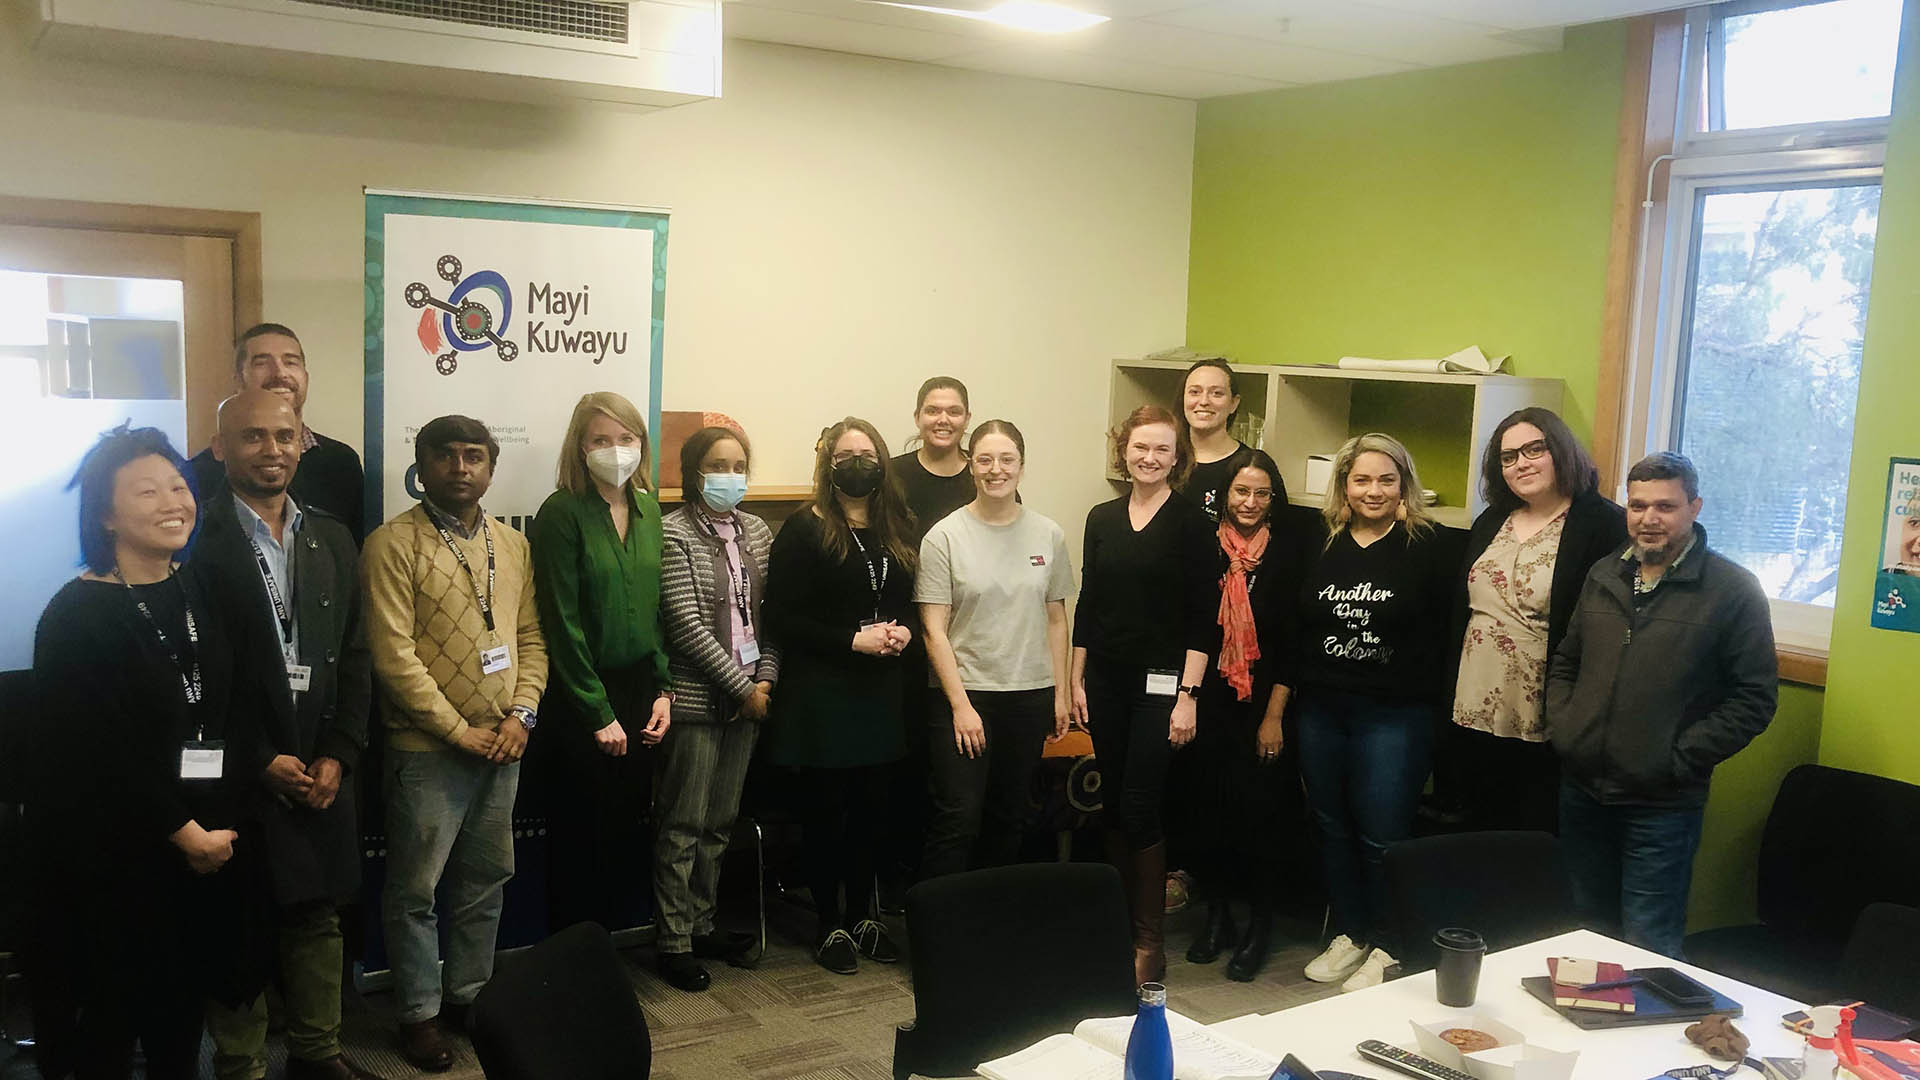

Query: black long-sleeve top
[1278,521,1465,705]
[32,570,244,861]
[1073,492,1220,669]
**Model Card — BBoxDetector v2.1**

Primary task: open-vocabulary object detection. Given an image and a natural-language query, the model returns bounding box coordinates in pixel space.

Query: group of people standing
[21,325,1779,1080]
[1109,359,1778,998]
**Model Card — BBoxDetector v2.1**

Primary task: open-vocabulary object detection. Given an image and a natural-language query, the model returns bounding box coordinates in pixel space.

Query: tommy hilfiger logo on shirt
[1029,555,1047,566]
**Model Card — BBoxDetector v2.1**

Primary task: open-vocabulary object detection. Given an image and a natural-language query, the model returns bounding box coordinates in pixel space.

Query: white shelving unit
[1107,359,1564,529]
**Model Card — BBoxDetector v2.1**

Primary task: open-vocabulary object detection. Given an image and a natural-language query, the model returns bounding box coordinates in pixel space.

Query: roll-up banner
[364,190,668,535]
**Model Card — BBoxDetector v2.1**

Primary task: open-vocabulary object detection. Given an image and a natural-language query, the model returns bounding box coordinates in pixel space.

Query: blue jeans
[1295,689,1436,951]
[382,748,519,1024]
[1558,782,1704,959]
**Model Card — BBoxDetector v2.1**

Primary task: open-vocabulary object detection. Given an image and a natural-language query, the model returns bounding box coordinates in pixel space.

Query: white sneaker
[1340,948,1399,992]
[1304,934,1369,983]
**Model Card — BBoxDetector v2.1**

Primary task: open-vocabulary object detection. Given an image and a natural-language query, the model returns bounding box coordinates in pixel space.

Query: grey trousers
[382,749,519,1024]
[652,720,760,953]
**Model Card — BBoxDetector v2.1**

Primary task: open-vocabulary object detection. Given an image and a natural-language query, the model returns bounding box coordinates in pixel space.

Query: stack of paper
[1336,345,1510,374]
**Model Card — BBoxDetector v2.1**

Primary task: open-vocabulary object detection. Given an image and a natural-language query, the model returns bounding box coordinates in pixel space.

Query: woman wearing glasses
[762,418,918,975]
[1447,408,1624,833]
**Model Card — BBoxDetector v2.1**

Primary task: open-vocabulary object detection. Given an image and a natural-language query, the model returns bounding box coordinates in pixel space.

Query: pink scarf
[1216,521,1269,701]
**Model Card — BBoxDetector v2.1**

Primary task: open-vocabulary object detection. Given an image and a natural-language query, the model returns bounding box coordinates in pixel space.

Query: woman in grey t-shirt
[916,420,1075,879]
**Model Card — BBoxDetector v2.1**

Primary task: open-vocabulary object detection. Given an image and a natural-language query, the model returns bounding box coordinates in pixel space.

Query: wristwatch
[1178,684,1203,699]
[508,705,538,732]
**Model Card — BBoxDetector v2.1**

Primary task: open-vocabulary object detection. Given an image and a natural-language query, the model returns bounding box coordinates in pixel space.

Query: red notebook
[1547,957,1637,1013]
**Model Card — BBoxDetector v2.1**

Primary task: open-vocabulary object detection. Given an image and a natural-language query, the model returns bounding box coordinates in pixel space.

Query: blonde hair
[555,391,653,495]
[1323,432,1434,545]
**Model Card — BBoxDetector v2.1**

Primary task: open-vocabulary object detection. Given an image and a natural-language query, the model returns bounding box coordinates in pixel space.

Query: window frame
[1679,0,1896,157]
[1616,0,1894,662]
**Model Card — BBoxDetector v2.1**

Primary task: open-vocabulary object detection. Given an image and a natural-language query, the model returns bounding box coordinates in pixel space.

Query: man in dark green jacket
[1546,452,1778,959]
[193,390,381,1080]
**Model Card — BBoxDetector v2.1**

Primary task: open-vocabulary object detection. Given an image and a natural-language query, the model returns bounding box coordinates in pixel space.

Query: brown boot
[1128,842,1167,985]
[397,1018,453,1072]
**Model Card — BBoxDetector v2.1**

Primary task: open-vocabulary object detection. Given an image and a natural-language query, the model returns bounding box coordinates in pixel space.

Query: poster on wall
[364,190,667,535]
[1870,456,1920,633]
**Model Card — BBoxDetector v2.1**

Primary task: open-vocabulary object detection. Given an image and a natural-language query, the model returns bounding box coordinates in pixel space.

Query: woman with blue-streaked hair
[29,424,254,1080]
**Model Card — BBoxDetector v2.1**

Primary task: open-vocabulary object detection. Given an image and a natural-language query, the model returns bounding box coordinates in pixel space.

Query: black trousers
[1436,722,1561,833]
[544,666,658,933]
[795,763,891,932]
[921,688,1053,879]
[1083,656,1176,850]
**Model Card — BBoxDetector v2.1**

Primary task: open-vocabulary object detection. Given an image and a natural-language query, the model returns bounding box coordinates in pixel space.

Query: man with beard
[1546,451,1777,958]
[193,390,381,1079]
[193,324,365,541]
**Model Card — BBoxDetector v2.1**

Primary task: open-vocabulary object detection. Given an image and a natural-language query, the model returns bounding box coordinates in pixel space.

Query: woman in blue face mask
[650,424,780,991]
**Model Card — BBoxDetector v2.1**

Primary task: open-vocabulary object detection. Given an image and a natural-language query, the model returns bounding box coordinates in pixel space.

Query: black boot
[1226,901,1272,982]
[1186,897,1236,964]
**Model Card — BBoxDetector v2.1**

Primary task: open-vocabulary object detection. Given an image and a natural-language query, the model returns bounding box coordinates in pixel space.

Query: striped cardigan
[660,504,781,723]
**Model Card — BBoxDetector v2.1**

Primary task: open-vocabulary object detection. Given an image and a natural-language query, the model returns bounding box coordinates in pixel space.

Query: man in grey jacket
[1546,452,1778,958]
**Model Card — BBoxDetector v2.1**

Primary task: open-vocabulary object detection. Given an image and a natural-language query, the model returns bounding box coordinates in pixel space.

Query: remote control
[1355,1040,1478,1080]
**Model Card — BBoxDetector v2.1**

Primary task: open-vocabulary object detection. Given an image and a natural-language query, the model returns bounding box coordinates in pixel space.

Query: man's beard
[1635,536,1677,566]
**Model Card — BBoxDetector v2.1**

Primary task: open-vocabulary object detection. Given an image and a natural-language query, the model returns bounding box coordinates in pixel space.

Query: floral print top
[1452,511,1566,742]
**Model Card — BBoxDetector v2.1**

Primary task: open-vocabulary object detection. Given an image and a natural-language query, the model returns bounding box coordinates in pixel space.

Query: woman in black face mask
[761,417,919,975]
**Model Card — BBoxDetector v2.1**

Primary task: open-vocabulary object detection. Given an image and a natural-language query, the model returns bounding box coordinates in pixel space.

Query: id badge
[1144,669,1179,697]
[286,663,313,692]
[180,740,225,780]
[737,639,762,666]
[480,644,510,675]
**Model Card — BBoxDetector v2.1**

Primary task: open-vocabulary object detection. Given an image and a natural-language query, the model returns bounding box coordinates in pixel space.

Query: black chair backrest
[469,922,650,1080]
[1837,902,1920,1020]
[897,863,1137,1080]
[1384,830,1579,973]
[1757,765,1920,946]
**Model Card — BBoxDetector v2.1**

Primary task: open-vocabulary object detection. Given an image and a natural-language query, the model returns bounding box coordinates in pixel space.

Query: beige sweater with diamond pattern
[362,505,549,752]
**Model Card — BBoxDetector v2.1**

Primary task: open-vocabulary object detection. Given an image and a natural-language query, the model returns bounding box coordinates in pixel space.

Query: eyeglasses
[830,451,879,465]
[1231,487,1275,501]
[1499,440,1550,468]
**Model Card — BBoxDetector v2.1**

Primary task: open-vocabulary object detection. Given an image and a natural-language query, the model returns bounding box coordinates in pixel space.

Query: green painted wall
[1822,0,1920,787]
[1187,22,1627,441]
[1185,21,1844,931]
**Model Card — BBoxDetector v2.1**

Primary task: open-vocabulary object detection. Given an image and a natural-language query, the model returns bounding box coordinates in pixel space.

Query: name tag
[1144,670,1179,697]
[737,639,762,666]
[180,740,225,780]
[286,663,312,692]
[480,644,510,675]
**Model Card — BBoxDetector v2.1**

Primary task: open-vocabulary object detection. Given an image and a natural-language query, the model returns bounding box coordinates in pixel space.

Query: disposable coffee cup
[1433,928,1487,1007]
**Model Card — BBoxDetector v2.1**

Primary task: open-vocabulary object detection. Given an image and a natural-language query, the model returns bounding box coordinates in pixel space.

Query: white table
[1208,929,1808,1079]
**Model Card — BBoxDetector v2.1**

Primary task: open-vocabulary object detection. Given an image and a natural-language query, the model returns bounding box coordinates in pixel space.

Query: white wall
[0,22,1195,558]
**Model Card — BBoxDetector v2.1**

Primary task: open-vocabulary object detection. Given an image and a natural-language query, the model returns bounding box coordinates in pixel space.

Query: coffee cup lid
[1434,927,1486,951]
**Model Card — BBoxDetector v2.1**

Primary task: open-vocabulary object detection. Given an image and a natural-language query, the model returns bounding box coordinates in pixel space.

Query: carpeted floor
[0,902,1344,1080]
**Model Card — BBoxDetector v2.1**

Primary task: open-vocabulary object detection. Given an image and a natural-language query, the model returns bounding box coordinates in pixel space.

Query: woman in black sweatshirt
[1071,405,1219,985]
[1279,432,1462,993]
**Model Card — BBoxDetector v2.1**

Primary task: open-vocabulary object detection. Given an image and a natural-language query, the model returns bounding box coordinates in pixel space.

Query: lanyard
[849,529,888,621]
[116,568,205,711]
[247,537,296,649]
[432,511,496,633]
[696,511,754,625]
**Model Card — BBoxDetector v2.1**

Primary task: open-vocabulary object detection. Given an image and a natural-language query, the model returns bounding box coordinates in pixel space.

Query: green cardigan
[531,485,671,731]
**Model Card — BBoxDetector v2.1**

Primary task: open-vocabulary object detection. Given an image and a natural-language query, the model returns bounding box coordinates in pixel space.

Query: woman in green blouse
[532,391,674,933]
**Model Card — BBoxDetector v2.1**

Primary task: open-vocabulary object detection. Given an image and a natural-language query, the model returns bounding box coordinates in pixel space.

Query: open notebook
[978,1009,1279,1080]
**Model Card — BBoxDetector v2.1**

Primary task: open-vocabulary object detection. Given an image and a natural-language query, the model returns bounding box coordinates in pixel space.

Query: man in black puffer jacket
[1547,452,1777,959]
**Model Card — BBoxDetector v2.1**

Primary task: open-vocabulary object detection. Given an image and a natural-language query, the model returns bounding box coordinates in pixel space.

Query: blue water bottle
[1124,982,1174,1080]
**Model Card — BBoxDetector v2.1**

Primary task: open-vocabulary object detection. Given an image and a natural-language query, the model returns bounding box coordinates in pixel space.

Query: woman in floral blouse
[1446,408,1625,833]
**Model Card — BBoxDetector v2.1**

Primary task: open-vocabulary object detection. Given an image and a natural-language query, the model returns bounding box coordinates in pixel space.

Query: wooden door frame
[0,195,262,336]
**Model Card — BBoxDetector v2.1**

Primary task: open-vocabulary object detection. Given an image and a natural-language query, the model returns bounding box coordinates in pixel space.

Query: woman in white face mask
[651,425,781,990]
[531,391,675,944]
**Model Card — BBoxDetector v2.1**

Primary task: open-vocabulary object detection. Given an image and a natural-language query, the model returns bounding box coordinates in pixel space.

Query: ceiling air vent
[286,0,631,44]
[28,0,719,107]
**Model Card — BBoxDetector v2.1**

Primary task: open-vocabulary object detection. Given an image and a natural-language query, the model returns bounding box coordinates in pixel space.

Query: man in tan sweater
[361,415,547,1072]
